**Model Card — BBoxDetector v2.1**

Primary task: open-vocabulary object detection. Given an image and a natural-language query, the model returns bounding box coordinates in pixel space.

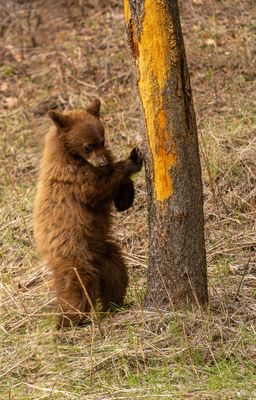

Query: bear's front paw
[129,147,144,169]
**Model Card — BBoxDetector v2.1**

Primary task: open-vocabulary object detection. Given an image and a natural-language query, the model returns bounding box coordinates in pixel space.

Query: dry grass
[0,0,255,399]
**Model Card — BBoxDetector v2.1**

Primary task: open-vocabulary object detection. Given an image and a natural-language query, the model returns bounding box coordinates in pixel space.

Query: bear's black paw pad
[129,147,143,167]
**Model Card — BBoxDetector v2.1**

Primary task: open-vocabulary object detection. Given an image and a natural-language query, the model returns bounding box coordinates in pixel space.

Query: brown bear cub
[33,99,143,328]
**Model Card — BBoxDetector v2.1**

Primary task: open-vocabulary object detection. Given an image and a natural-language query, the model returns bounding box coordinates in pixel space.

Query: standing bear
[33,99,143,328]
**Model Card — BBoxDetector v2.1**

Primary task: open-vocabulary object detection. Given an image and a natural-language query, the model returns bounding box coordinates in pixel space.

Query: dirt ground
[0,1,255,399]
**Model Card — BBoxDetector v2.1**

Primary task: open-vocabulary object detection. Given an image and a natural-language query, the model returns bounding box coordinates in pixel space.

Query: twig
[233,258,251,301]
[73,268,104,337]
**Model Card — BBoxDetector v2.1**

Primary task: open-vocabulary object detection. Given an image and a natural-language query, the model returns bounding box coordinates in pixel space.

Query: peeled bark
[124,0,208,308]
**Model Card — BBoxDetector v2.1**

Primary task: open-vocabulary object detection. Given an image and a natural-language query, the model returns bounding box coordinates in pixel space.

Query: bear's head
[49,99,110,167]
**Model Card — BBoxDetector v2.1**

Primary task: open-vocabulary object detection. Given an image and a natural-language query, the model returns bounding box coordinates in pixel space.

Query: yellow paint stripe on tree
[124,0,177,201]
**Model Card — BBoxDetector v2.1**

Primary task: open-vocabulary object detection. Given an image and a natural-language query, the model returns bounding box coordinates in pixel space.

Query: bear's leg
[52,260,99,328]
[99,242,129,311]
[113,179,135,212]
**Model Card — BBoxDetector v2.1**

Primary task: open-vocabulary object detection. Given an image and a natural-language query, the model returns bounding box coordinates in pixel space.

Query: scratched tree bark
[124,0,208,308]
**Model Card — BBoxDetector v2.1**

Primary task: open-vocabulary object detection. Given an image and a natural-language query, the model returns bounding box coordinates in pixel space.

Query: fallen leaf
[193,0,204,4]
[0,82,8,92]
[5,96,18,108]
[205,38,217,47]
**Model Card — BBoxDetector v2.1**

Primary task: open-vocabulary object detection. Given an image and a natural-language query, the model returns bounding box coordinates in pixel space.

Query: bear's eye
[84,144,93,155]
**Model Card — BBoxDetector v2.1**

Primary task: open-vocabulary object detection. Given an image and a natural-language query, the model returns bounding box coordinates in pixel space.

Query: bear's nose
[98,155,108,167]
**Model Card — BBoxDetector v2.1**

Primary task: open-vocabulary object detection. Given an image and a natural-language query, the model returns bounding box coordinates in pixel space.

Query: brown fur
[33,99,143,328]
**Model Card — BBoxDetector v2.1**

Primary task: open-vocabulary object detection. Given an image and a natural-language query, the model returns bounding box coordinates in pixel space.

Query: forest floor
[0,0,255,399]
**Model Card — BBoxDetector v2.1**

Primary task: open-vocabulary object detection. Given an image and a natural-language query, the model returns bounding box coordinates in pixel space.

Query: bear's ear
[86,98,101,117]
[48,111,71,130]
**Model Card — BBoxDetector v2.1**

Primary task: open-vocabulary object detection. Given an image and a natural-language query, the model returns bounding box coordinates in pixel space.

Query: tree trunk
[124,0,208,308]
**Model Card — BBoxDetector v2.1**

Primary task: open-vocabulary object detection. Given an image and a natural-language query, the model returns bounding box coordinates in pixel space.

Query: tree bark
[124,0,208,308]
